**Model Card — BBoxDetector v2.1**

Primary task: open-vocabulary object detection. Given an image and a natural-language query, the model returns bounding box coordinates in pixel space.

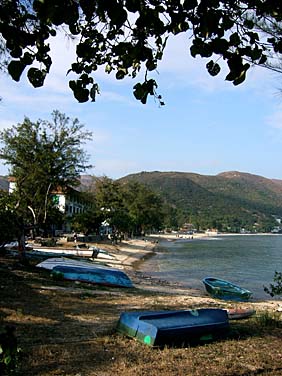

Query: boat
[116,308,229,347]
[36,257,133,288]
[31,247,93,258]
[4,241,33,251]
[202,277,252,301]
[89,246,116,260]
[225,308,256,320]
[31,245,115,260]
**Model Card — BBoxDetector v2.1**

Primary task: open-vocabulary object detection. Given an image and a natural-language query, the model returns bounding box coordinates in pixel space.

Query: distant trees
[122,181,164,235]
[0,110,92,254]
[71,200,104,236]
[118,171,282,233]
[1,1,282,103]
[94,176,132,234]
[72,177,165,236]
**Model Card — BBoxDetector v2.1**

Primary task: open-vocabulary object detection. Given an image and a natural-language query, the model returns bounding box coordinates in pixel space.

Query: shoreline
[90,235,282,312]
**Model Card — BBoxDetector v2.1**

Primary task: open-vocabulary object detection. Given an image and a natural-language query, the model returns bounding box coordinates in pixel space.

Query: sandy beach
[85,235,282,313]
[1,234,282,375]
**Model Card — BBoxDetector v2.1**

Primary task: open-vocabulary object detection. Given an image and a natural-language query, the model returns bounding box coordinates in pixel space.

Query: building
[8,177,90,234]
[51,187,90,233]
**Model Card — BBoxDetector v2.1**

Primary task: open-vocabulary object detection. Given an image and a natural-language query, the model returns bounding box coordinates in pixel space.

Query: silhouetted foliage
[1,1,282,103]
[264,271,282,296]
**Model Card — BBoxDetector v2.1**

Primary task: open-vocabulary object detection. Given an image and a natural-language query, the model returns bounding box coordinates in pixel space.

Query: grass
[0,252,282,375]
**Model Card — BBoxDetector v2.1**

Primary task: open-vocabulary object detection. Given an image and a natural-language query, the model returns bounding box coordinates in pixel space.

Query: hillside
[118,171,282,232]
[2,171,282,232]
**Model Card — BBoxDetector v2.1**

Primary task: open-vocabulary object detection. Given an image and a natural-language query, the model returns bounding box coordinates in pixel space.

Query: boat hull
[117,308,229,346]
[203,277,252,301]
[37,257,133,288]
[226,308,256,320]
[31,246,115,259]
[52,265,133,288]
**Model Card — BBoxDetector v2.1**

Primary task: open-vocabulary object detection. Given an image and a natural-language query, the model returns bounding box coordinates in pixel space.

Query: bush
[264,271,282,297]
[0,325,21,375]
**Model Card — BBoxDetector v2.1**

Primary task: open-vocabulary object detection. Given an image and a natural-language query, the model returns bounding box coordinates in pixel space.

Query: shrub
[264,271,282,297]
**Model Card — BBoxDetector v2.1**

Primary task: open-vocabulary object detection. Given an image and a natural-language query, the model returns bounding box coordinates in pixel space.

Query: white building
[8,178,90,233]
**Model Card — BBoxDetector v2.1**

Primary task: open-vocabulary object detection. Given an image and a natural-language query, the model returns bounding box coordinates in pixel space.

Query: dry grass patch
[1,253,281,376]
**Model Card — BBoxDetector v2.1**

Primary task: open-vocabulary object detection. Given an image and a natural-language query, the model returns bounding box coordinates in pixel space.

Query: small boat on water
[202,277,252,301]
[116,308,229,347]
[36,257,133,288]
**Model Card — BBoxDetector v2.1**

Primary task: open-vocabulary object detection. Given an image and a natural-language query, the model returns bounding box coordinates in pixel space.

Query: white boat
[31,246,115,260]
[36,257,100,270]
[31,247,93,257]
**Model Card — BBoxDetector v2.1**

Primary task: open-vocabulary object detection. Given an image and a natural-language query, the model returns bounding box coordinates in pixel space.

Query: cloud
[47,32,77,75]
[0,118,15,131]
[92,158,139,178]
[265,108,282,129]
[0,163,9,176]
[155,33,281,98]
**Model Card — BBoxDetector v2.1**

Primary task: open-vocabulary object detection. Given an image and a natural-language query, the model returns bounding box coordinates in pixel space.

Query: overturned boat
[117,308,229,346]
[37,257,133,288]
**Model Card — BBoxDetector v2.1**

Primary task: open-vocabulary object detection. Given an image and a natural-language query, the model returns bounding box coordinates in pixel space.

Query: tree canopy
[1,1,282,104]
[0,110,92,233]
[0,191,20,244]
[76,176,165,236]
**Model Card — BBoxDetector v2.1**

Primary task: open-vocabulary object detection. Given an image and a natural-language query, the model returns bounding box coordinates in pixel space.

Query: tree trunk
[18,231,26,261]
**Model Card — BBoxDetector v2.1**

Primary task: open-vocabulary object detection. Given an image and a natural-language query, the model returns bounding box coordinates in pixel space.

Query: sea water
[138,235,282,300]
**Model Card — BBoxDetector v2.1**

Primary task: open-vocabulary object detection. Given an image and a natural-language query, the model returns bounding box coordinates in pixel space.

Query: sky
[1,32,282,180]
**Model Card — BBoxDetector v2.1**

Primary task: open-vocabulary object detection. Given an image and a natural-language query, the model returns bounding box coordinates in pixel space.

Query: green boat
[203,277,252,301]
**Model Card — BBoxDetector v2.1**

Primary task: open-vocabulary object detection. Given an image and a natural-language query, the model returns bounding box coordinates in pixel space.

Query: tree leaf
[116,70,126,80]
[69,80,89,102]
[206,60,221,76]
[8,60,26,82]
[233,63,250,86]
[27,68,46,87]
[229,32,241,47]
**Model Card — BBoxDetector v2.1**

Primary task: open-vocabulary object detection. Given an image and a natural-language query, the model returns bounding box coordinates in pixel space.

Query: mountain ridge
[118,170,282,231]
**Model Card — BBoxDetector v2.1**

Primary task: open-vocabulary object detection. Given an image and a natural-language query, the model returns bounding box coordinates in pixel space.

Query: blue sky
[1,32,282,180]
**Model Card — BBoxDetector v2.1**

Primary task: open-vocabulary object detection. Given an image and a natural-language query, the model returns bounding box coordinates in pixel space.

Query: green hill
[118,171,282,232]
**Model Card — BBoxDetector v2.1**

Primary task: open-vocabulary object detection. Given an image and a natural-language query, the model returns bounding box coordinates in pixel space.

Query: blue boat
[36,257,133,288]
[52,265,133,288]
[203,277,252,301]
[116,308,229,346]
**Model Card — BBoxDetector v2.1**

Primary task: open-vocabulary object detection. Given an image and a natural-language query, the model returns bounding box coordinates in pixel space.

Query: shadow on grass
[1,253,281,375]
[227,313,282,341]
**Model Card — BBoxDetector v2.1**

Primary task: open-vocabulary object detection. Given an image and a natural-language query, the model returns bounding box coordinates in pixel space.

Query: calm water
[139,235,282,300]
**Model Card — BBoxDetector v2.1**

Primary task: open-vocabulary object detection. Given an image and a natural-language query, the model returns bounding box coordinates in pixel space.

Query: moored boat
[117,308,229,346]
[202,277,252,301]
